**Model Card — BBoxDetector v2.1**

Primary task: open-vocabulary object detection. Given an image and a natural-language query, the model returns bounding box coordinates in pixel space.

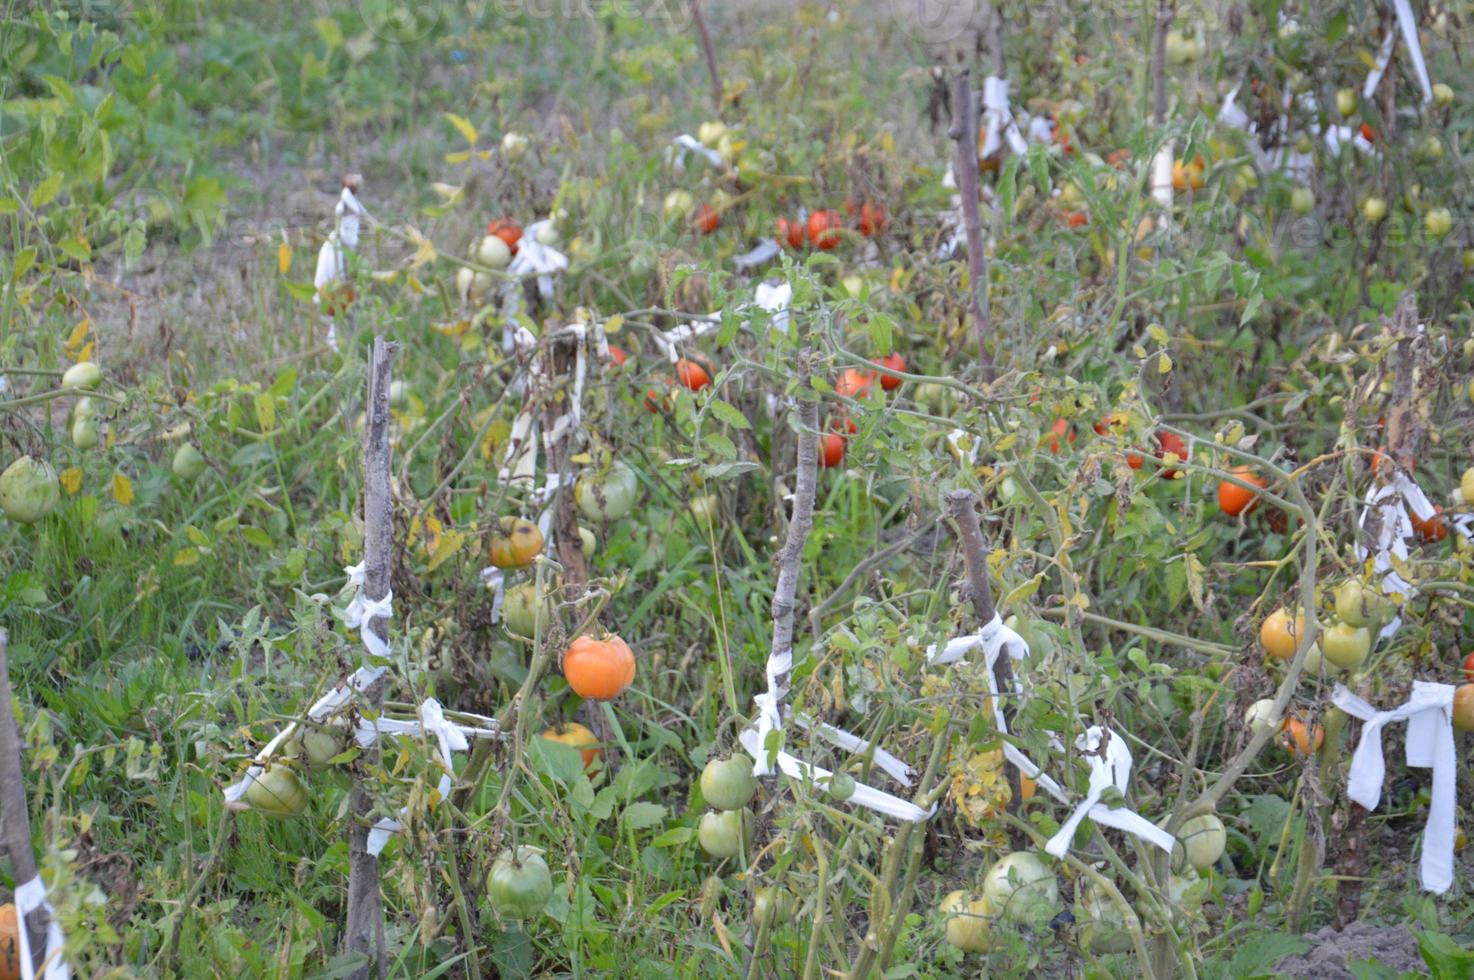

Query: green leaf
[708,398,751,429]
[1419,931,1474,980]
[0,198,19,215]
[240,526,274,548]
[650,826,695,847]
[621,801,668,831]
[29,171,63,208]
[704,431,737,460]
[56,238,90,262]
[702,461,759,480]
[10,247,36,282]
[999,155,1019,220]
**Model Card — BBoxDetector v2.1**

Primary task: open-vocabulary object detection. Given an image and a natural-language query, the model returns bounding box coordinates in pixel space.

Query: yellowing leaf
[880,131,896,154]
[29,171,63,209]
[75,341,95,363]
[277,240,292,275]
[604,313,624,335]
[1147,323,1169,345]
[254,393,276,432]
[111,472,135,505]
[444,113,479,147]
[1157,352,1173,374]
[185,525,210,547]
[58,467,82,494]
[432,319,472,337]
[444,150,473,165]
[405,226,437,268]
[65,317,92,354]
[426,529,466,572]
[173,548,200,567]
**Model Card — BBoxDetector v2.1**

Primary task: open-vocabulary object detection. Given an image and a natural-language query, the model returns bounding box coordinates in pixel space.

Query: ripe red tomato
[1155,431,1188,479]
[776,216,806,249]
[1463,651,1474,682]
[830,414,858,435]
[694,203,720,235]
[1046,419,1076,454]
[808,209,842,250]
[1359,122,1376,143]
[856,202,887,236]
[487,218,522,254]
[675,358,712,391]
[835,368,875,399]
[1060,209,1089,227]
[874,352,905,390]
[608,345,629,367]
[1106,148,1131,168]
[819,432,846,468]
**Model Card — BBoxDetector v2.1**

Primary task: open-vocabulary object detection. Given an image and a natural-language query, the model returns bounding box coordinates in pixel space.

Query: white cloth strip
[1353,471,1470,640]
[222,665,387,804]
[363,697,502,856]
[1364,29,1398,100]
[342,562,393,660]
[1392,0,1433,104]
[482,567,507,623]
[665,134,723,170]
[1149,142,1174,209]
[13,875,68,980]
[509,221,568,300]
[734,239,781,270]
[737,727,934,822]
[753,280,792,335]
[1332,681,1456,893]
[980,76,1029,160]
[792,713,914,786]
[500,408,539,488]
[1044,727,1176,858]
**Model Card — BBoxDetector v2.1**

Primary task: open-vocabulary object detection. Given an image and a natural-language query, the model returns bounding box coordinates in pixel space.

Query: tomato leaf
[708,398,750,430]
[620,801,667,831]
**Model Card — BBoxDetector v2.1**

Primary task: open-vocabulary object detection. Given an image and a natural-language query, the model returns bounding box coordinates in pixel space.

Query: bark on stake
[344,336,397,979]
[1150,1,1175,125]
[767,354,819,751]
[0,630,51,976]
[947,72,995,382]
[690,0,723,111]
[943,490,1023,814]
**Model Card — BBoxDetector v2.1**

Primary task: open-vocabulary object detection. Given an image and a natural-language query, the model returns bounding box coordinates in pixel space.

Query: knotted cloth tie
[927,616,1176,859]
[1331,681,1457,893]
[1045,727,1175,858]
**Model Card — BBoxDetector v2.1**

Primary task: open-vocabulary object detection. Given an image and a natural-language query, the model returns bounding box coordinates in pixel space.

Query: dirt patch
[1275,921,1427,978]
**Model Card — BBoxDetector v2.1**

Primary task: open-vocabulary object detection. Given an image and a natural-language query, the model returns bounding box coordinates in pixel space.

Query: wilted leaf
[111,472,135,505]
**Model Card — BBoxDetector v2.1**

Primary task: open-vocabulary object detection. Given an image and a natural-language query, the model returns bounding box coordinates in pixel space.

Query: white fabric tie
[665,134,723,170]
[980,76,1028,160]
[341,562,393,660]
[13,875,68,979]
[1332,681,1457,892]
[1044,727,1175,858]
[509,222,568,300]
[754,280,792,335]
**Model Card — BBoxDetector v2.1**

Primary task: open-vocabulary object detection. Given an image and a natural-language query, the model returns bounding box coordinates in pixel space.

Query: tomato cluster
[775,199,887,252]
[823,353,907,468]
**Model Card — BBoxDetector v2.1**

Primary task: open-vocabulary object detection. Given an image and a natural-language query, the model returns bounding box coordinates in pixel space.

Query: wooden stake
[0,630,50,976]
[943,490,1023,814]
[343,336,397,979]
[947,72,995,382]
[690,1,723,111]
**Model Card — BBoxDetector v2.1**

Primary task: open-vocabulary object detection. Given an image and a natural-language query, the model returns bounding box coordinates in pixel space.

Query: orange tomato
[835,368,875,399]
[1060,209,1089,227]
[776,216,806,249]
[1360,122,1376,143]
[875,352,905,390]
[563,634,636,700]
[675,358,712,391]
[1259,608,1303,661]
[488,517,545,569]
[1218,466,1267,516]
[1107,148,1131,168]
[694,203,720,235]
[820,432,846,468]
[1455,684,1474,732]
[0,904,17,980]
[540,722,603,771]
[1279,716,1324,756]
[644,381,673,413]
[1462,651,1474,682]
[808,209,842,250]
[487,218,523,254]
[1412,504,1448,543]
[608,345,629,367]
[1046,419,1076,454]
